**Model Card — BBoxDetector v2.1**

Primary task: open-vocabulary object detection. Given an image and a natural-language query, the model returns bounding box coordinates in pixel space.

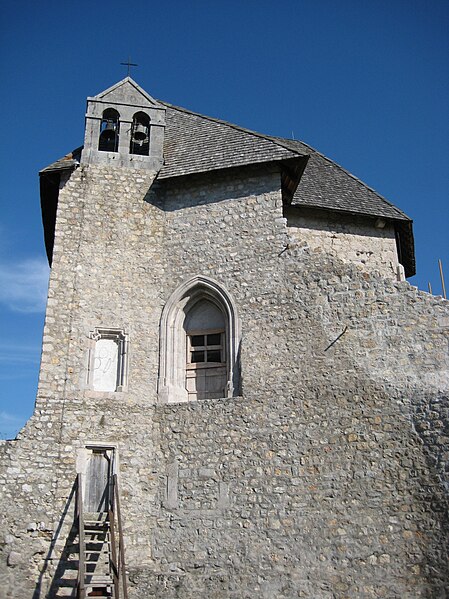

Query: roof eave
[281,156,310,205]
[39,150,81,265]
[290,199,411,222]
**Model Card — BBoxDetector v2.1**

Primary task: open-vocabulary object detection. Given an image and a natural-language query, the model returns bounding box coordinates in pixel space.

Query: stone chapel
[0,77,448,598]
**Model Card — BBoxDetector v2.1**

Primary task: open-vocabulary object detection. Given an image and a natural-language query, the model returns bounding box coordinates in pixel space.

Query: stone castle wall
[0,164,448,598]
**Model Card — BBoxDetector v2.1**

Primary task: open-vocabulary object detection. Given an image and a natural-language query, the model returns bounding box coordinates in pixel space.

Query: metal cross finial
[120,57,138,76]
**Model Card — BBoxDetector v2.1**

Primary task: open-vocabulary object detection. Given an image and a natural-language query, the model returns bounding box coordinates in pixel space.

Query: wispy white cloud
[0,258,49,313]
[0,342,41,363]
[0,411,22,423]
[0,342,41,380]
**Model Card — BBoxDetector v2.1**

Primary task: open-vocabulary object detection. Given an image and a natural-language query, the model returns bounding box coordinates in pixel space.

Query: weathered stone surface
[285,206,401,279]
[6,551,22,567]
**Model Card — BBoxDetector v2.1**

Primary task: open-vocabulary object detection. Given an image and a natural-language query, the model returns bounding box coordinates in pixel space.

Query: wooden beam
[77,474,86,599]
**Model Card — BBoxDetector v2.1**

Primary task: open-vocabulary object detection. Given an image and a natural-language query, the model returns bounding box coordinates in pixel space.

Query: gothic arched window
[98,108,120,152]
[184,299,227,400]
[158,276,241,403]
[130,111,150,156]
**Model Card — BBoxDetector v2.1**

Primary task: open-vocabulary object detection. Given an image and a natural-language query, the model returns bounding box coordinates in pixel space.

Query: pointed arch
[158,276,241,403]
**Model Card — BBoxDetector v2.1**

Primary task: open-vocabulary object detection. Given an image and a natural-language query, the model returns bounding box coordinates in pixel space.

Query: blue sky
[0,0,448,438]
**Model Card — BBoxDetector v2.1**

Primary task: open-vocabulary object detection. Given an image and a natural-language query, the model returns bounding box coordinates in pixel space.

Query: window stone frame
[158,276,241,404]
[87,327,129,392]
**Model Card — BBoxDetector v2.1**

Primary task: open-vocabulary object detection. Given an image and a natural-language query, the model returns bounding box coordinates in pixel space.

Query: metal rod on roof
[438,259,446,299]
[428,282,432,294]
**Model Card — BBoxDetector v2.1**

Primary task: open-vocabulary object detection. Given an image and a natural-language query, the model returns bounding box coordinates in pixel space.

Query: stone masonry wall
[144,248,449,599]
[285,207,401,280]
[0,163,448,598]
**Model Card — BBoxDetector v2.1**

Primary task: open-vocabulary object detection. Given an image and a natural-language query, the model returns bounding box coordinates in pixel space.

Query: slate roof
[40,147,82,173]
[40,98,414,274]
[267,137,410,221]
[152,103,410,225]
[157,103,303,179]
[40,103,410,223]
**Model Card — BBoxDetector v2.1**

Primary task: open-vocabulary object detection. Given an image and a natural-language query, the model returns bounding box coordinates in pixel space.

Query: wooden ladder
[76,474,128,599]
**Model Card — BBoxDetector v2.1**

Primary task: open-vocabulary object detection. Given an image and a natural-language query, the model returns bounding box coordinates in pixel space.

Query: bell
[102,130,116,144]
[103,120,117,132]
[133,123,148,140]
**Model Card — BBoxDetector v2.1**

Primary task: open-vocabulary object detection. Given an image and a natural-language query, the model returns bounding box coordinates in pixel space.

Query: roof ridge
[158,100,306,158]
[271,136,411,220]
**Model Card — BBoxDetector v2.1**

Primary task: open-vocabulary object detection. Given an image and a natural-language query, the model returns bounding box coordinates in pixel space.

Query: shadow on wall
[145,164,280,213]
[33,479,78,599]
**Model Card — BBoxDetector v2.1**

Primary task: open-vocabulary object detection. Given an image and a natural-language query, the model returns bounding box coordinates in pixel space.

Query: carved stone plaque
[92,338,119,392]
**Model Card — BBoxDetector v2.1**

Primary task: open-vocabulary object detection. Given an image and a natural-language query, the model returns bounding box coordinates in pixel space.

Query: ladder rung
[85,541,110,545]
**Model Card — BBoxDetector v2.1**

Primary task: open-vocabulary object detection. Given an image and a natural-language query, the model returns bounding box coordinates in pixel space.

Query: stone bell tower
[81,77,166,171]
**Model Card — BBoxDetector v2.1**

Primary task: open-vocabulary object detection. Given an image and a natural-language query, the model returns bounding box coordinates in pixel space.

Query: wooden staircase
[76,474,128,599]
[83,512,114,595]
